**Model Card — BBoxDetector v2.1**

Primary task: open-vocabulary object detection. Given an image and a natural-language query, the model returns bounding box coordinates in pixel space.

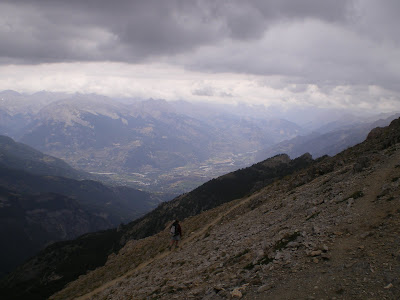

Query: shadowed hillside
[0,138,162,280]
[0,135,89,179]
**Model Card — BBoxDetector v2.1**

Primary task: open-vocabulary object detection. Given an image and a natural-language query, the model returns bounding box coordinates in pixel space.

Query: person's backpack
[170,224,176,236]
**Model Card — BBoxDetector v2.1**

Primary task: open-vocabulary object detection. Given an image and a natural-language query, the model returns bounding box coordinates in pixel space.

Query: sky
[0,0,399,113]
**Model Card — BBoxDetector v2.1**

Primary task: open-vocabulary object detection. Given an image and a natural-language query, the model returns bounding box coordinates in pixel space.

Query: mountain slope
[48,117,400,300]
[119,152,315,241]
[0,164,156,226]
[0,137,162,279]
[0,186,109,278]
[0,147,316,300]
[14,94,303,193]
[0,135,160,226]
[0,162,158,279]
[5,116,400,299]
[0,90,67,138]
[0,135,88,179]
[256,113,400,161]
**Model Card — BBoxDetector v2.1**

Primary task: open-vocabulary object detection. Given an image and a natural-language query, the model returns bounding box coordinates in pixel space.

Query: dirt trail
[247,148,400,300]
[329,149,400,263]
[76,189,261,300]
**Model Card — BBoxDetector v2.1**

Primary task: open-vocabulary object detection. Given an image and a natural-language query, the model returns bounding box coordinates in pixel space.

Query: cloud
[0,1,399,112]
[0,0,351,64]
[179,18,400,92]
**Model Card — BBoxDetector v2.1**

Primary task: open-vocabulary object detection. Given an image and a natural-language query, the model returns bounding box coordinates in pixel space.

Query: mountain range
[256,113,400,161]
[1,117,399,299]
[0,135,163,278]
[2,90,397,194]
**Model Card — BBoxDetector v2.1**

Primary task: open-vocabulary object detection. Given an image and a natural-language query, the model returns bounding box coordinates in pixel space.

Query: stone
[384,283,393,289]
[347,198,354,207]
[258,284,272,292]
[274,252,284,260]
[231,288,242,298]
[310,250,322,257]
[321,253,330,260]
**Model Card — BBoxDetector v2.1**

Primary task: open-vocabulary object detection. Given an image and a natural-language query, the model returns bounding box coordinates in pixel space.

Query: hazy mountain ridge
[2,90,389,194]
[257,113,400,161]
[0,90,67,138]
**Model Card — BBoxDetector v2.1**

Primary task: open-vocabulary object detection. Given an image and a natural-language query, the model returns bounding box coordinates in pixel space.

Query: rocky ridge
[51,119,400,299]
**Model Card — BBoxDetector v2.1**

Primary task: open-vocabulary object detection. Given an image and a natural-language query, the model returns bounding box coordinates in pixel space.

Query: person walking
[169,219,182,250]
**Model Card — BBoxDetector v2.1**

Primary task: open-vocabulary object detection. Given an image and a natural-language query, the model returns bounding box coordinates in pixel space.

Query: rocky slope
[49,118,400,300]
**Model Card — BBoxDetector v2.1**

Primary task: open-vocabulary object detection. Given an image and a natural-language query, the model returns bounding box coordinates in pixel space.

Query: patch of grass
[243,263,255,270]
[245,255,274,270]
[160,279,168,287]
[178,260,186,266]
[335,288,345,295]
[349,191,364,199]
[150,288,161,296]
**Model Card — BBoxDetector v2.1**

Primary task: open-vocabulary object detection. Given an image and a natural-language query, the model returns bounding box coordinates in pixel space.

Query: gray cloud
[1,0,399,102]
[0,0,352,64]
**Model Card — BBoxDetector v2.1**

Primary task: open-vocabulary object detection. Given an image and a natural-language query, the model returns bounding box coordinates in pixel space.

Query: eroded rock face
[50,119,400,300]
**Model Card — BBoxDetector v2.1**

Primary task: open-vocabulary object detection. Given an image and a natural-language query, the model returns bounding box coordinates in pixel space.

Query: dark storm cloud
[1,0,399,95]
[0,0,350,64]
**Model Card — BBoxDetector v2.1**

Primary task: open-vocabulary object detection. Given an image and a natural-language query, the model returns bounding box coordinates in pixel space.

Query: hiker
[169,219,182,250]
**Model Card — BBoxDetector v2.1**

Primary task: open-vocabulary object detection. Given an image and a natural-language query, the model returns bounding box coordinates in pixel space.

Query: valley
[2,91,397,195]
[92,150,259,194]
